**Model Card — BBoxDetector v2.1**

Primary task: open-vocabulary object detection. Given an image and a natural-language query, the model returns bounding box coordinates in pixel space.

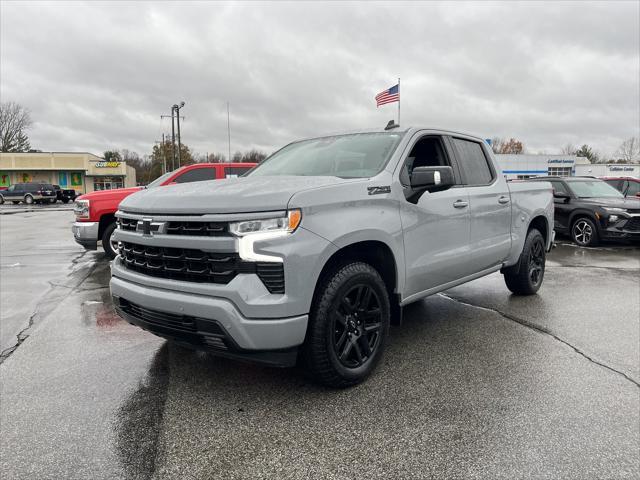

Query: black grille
[119,218,137,231]
[167,221,227,236]
[625,217,640,231]
[256,263,285,294]
[117,298,198,333]
[116,299,228,350]
[117,218,229,236]
[119,241,285,293]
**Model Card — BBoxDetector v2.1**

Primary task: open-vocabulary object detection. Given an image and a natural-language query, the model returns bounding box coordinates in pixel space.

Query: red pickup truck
[72,162,256,258]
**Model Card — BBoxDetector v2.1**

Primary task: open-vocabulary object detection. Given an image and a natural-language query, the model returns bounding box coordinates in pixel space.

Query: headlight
[231,210,302,263]
[73,199,90,219]
[603,207,627,213]
[229,210,301,237]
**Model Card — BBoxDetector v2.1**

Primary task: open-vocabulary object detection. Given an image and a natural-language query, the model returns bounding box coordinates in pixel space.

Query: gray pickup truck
[110,127,554,387]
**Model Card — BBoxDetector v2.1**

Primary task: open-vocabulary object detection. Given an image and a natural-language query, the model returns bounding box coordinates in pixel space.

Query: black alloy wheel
[528,236,545,288]
[333,284,383,368]
[503,228,546,295]
[304,262,390,388]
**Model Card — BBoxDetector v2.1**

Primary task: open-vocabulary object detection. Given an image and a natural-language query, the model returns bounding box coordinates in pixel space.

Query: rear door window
[451,138,494,185]
[173,167,217,183]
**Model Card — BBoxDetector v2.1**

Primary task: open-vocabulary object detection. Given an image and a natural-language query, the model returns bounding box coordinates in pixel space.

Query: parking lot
[1,209,639,479]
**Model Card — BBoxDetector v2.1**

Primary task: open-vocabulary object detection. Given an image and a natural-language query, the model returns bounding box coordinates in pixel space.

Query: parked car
[0,182,57,205]
[72,162,256,258]
[110,127,554,387]
[528,176,640,246]
[600,176,640,198]
[53,185,77,203]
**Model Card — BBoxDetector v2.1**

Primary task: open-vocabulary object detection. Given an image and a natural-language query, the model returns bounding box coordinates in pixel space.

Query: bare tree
[207,152,226,163]
[560,143,576,155]
[0,102,32,152]
[241,149,268,163]
[490,137,504,154]
[490,137,524,154]
[614,137,640,163]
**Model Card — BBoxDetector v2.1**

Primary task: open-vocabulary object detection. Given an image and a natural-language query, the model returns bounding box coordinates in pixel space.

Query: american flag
[375,84,399,107]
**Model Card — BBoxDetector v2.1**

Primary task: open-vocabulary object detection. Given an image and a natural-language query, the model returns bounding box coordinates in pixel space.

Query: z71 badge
[367,186,391,195]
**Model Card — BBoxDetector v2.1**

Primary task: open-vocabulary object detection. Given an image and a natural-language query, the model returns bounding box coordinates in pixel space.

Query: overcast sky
[1,1,639,159]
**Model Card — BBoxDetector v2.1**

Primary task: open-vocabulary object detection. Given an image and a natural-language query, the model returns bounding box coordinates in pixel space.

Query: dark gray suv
[0,182,57,205]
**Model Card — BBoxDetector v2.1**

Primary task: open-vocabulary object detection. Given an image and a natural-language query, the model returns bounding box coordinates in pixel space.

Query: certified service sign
[95,161,121,168]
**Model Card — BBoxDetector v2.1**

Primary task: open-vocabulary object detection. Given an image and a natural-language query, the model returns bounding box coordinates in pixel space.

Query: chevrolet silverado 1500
[110,127,554,387]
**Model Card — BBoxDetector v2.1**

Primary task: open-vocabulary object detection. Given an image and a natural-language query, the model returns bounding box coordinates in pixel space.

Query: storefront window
[547,167,572,177]
[93,178,124,190]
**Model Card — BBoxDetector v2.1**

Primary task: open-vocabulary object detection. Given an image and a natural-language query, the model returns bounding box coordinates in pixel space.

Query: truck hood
[77,186,142,202]
[119,175,351,214]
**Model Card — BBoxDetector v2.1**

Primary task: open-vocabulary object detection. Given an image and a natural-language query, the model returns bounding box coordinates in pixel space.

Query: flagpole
[397,77,401,126]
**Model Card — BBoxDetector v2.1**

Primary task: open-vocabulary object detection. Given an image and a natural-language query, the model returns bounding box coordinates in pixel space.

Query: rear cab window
[224,166,252,178]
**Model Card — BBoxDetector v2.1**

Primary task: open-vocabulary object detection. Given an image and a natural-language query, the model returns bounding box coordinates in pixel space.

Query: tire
[504,228,546,296]
[12,201,19,205]
[571,217,599,247]
[101,222,118,259]
[24,194,34,205]
[302,262,390,388]
[0,195,4,205]
[62,198,69,204]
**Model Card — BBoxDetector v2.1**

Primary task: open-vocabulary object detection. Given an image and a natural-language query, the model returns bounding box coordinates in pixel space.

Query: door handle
[498,195,510,204]
[453,200,468,208]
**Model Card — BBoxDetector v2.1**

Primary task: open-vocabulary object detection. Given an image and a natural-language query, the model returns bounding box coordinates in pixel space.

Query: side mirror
[410,166,455,192]
[553,192,570,202]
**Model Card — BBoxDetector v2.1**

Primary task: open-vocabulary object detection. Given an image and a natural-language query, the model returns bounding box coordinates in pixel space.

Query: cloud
[1,1,638,158]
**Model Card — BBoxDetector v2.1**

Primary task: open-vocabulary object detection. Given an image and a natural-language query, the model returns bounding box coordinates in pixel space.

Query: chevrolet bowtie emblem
[138,218,155,236]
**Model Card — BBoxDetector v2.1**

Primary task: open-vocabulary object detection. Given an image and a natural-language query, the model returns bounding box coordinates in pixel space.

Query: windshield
[146,170,176,188]
[567,179,625,198]
[246,132,405,178]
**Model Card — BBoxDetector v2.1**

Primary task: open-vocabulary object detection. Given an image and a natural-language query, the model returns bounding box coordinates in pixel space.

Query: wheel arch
[98,213,116,239]
[312,240,400,316]
[568,210,598,229]
[528,215,550,246]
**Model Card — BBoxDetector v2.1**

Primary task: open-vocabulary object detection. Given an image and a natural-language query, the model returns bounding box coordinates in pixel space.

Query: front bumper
[110,274,307,366]
[72,221,99,249]
[599,215,640,242]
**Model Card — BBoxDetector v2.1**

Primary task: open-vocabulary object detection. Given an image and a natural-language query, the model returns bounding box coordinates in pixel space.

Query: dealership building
[495,154,639,180]
[0,152,137,194]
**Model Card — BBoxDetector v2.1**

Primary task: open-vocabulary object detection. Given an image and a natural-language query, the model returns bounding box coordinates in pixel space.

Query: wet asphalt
[1,210,638,479]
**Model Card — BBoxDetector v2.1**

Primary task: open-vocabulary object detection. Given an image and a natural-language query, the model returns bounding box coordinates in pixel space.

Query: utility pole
[161,133,166,174]
[227,101,231,163]
[174,101,185,167]
[161,112,176,170]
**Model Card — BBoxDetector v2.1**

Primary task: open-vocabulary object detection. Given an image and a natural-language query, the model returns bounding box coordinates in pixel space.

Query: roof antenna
[385,120,399,130]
